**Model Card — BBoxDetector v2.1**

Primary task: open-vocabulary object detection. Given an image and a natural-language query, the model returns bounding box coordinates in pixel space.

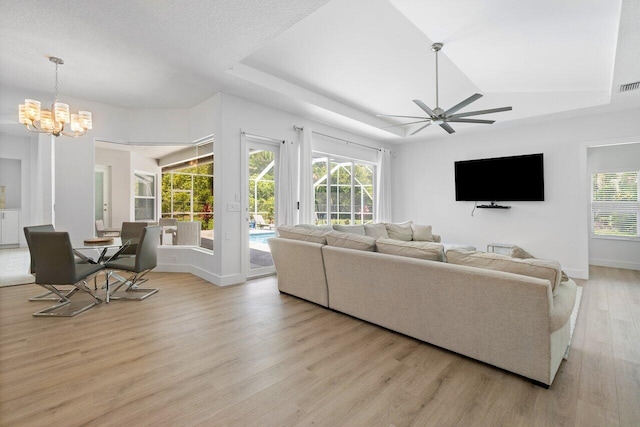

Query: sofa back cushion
[332,224,366,235]
[446,248,562,293]
[295,224,334,232]
[376,238,444,261]
[385,221,413,241]
[277,225,328,245]
[364,223,389,239]
[325,231,376,251]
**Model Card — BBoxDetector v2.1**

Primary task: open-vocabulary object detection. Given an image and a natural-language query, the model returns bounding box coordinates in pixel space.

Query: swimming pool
[249,232,275,244]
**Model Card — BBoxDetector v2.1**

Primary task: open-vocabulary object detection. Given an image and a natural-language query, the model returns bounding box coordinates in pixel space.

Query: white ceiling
[1,0,638,145]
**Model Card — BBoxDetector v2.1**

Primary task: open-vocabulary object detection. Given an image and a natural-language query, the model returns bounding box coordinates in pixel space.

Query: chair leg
[108,270,158,301]
[32,278,103,317]
[29,287,74,301]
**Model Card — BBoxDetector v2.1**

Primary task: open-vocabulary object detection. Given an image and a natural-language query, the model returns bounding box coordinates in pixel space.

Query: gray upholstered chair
[115,221,148,257]
[105,225,162,301]
[29,231,105,317]
[24,224,91,301]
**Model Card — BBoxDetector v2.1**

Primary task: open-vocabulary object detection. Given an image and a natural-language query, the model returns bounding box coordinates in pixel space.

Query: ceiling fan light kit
[378,42,512,135]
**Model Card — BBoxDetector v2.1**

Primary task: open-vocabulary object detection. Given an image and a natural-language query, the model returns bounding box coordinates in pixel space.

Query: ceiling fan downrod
[432,42,442,110]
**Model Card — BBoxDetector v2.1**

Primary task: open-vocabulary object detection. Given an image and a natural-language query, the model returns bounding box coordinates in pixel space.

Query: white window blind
[591,171,639,238]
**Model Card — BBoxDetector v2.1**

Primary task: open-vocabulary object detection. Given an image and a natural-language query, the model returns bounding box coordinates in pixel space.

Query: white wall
[588,142,640,270]
[392,106,640,280]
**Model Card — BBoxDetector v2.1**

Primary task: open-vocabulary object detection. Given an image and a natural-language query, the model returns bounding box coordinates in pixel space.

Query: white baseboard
[589,258,640,271]
[563,267,589,280]
[155,263,244,286]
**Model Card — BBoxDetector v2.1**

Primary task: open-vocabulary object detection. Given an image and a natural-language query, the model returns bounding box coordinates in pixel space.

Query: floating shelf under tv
[477,202,511,209]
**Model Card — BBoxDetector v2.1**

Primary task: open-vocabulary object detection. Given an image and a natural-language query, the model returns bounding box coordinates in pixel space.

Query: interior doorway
[94,165,112,227]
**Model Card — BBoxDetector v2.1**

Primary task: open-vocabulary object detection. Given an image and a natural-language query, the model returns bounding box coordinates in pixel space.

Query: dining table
[73,237,129,303]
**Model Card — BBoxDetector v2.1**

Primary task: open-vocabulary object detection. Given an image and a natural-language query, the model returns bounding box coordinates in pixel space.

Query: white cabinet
[0,210,20,246]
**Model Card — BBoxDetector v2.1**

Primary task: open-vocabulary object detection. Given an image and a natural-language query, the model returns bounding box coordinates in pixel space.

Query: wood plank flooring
[0,266,639,426]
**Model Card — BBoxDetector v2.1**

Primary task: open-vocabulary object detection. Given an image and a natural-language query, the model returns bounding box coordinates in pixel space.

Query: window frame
[133,171,157,222]
[590,170,640,241]
[312,152,376,225]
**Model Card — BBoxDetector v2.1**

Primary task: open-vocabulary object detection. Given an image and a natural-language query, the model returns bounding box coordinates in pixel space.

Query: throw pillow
[332,224,366,236]
[446,248,562,294]
[376,238,444,262]
[411,224,434,241]
[364,223,389,240]
[510,245,569,282]
[276,225,328,245]
[385,221,413,241]
[325,231,376,251]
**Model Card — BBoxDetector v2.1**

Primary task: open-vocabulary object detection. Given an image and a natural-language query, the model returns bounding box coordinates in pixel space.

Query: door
[246,139,279,278]
[0,211,20,245]
[95,165,112,227]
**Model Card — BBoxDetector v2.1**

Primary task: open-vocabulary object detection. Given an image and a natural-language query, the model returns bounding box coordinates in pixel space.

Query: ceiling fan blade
[412,100,436,118]
[439,122,456,134]
[377,114,429,120]
[448,106,513,119]
[410,122,432,135]
[447,118,495,124]
[443,93,483,116]
[382,119,430,129]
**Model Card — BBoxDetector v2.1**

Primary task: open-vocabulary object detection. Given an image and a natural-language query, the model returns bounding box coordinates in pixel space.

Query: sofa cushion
[385,221,413,241]
[376,238,444,261]
[277,225,328,245]
[332,224,366,235]
[446,248,562,293]
[510,245,570,283]
[364,223,389,239]
[325,231,376,251]
[295,224,334,232]
[411,224,434,241]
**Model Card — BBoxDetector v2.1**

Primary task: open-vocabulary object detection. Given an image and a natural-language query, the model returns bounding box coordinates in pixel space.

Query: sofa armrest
[433,234,441,243]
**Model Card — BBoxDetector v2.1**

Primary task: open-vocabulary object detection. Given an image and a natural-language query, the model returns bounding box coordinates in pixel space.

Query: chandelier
[18,57,92,137]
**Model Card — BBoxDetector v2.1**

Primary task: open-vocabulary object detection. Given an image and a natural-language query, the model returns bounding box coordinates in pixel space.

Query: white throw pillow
[325,231,376,251]
[376,238,444,261]
[411,224,434,241]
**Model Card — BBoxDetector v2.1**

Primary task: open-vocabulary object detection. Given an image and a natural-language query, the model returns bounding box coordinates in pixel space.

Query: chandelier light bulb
[53,102,70,124]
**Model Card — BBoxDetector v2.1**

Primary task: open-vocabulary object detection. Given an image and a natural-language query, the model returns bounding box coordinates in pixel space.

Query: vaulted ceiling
[1,0,638,142]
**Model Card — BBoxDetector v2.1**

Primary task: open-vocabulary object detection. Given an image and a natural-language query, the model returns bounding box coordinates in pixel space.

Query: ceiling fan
[378,42,512,135]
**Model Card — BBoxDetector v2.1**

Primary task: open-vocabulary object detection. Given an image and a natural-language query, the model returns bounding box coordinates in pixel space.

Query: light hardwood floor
[1,266,639,426]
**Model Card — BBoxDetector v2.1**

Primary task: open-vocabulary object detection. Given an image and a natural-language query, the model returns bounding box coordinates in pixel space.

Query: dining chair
[29,231,105,317]
[95,219,121,237]
[105,225,162,301]
[158,218,177,245]
[24,224,91,301]
[115,221,148,257]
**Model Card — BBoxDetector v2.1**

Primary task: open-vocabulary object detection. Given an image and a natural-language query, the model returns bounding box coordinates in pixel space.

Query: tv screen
[455,153,544,202]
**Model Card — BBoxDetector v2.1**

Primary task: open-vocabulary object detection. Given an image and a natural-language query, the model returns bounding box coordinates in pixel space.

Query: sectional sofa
[268,223,577,387]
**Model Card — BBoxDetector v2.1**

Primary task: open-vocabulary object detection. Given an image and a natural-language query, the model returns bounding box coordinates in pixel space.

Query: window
[134,172,156,221]
[161,157,214,230]
[313,154,375,225]
[591,171,639,239]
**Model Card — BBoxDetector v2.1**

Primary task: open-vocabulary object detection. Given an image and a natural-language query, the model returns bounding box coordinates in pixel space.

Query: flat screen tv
[455,153,544,202]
